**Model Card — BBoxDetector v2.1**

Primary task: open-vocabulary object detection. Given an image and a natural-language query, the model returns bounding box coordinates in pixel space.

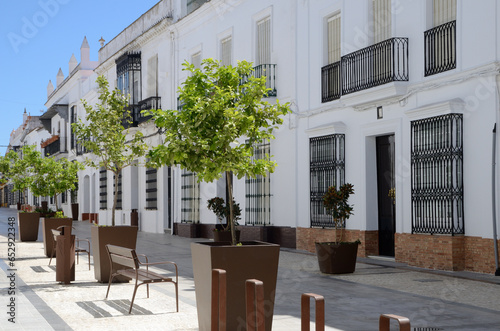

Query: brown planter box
[71,203,79,221]
[42,218,73,257]
[91,225,138,282]
[191,241,280,331]
[55,228,75,284]
[18,212,41,242]
[315,241,359,274]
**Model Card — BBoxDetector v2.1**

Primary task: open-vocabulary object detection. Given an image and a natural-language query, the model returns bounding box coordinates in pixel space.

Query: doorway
[376,134,395,257]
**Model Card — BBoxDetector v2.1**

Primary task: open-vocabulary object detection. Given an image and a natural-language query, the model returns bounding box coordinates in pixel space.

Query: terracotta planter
[42,217,73,257]
[18,212,41,241]
[91,225,138,282]
[212,229,241,242]
[315,241,359,274]
[191,241,280,331]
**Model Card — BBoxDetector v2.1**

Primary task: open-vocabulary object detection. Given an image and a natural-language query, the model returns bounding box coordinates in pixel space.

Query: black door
[376,135,395,257]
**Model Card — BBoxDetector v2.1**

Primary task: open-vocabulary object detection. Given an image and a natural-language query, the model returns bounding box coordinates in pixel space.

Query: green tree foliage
[147,59,291,244]
[72,75,148,226]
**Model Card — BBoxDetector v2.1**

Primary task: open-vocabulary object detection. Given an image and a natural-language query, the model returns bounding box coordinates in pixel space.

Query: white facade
[29,0,500,273]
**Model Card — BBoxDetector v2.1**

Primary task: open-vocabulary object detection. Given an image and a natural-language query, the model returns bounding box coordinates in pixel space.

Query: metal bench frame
[105,244,179,314]
[48,227,90,270]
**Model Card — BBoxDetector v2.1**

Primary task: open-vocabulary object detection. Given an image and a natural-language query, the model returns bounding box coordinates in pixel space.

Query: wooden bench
[105,244,179,314]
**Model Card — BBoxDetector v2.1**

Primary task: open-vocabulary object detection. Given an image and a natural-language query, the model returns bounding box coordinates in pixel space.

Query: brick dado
[396,233,499,274]
[296,228,378,257]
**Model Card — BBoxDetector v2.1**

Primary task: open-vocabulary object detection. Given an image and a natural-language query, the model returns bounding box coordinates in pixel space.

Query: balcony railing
[42,135,61,156]
[321,37,409,102]
[424,20,456,76]
[137,96,160,124]
[253,64,277,97]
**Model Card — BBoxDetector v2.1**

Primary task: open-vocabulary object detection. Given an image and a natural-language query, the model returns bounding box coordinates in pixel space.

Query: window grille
[181,170,200,223]
[114,171,122,210]
[99,167,107,210]
[327,14,341,64]
[411,113,464,235]
[70,105,76,150]
[245,141,271,225]
[146,166,157,210]
[256,17,271,65]
[220,36,232,66]
[116,52,141,105]
[310,134,345,227]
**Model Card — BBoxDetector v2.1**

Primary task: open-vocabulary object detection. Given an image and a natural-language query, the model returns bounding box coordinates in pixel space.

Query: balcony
[137,96,160,124]
[321,37,409,103]
[253,64,277,97]
[424,20,456,76]
[41,135,61,156]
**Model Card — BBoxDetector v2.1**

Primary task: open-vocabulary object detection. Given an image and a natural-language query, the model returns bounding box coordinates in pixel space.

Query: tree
[72,75,148,226]
[147,59,291,245]
[1,145,43,207]
[31,157,84,211]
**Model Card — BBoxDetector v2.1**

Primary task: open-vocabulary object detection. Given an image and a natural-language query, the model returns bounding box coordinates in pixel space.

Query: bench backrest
[106,244,140,270]
[51,229,61,242]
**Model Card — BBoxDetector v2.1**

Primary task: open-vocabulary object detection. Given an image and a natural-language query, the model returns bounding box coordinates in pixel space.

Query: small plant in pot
[207,197,241,242]
[315,183,360,274]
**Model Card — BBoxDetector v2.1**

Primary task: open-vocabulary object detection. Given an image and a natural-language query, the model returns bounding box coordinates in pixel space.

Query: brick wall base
[396,233,500,274]
[296,228,378,257]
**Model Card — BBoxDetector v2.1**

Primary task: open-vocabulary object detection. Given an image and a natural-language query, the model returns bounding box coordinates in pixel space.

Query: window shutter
[147,54,158,97]
[434,0,457,26]
[221,37,232,66]
[327,14,341,64]
[256,17,271,65]
[373,0,391,43]
[191,52,202,69]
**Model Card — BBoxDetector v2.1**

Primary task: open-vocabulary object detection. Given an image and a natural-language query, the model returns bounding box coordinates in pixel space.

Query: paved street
[1,207,499,330]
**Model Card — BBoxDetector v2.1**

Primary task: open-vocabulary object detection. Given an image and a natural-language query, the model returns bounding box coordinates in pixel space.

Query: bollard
[301,293,325,331]
[245,279,265,331]
[211,269,227,331]
[379,314,411,331]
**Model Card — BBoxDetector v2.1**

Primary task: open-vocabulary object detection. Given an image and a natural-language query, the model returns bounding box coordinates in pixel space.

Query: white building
[36,0,500,274]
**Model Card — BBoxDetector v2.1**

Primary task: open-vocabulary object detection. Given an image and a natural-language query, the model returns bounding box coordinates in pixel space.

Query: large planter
[42,217,73,257]
[191,241,280,331]
[212,229,241,242]
[91,225,138,282]
[18,212,41,242]
[315,241,359,274]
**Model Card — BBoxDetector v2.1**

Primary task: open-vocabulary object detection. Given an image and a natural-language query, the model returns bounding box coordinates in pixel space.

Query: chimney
[69,53,78,73]
[23,108,28,123]
[80,36,90,69]
[47,80,54,98]
[56,68,64,87]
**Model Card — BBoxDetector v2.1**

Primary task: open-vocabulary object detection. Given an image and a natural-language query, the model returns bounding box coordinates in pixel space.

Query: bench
[105,244,179,314]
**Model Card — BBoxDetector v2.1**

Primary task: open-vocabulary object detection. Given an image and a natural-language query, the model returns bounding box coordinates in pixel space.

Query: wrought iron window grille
[411,113,464,235]
[245,140,271,226]
[146,167,157,210]
[99,168,107,210]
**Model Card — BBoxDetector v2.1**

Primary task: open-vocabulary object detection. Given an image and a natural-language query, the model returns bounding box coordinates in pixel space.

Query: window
[256,17,271,66]
[99,167,107,210]
[310,134,345,227]
[146,166,157,210]
[220,36,232,66]
[373,0,391,43]
[191,52,202,69]
[411,113,463,235]
[322,13,341,102]
[424,0,456,76]
[70,106,76,150]
[327,14,341,65]
[245,141,271,225]
[146,54,158,98]
[114,171,122,210]
[181,170,200,223]
[116,52,141,105]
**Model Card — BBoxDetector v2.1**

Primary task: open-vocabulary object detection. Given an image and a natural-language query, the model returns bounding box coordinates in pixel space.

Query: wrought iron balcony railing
[253,64,277,97]
[424,20,456,76]
[137,96,160,124]
[42,135,61,156]
[321,37,409,102]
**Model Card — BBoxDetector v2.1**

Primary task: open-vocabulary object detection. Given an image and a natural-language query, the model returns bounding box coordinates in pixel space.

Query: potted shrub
[0,145,43,241]
[72,75,147,282]
[42,210,72,258]
[315,183,360,274]
[147,59,290,331]
[207,197,241,242]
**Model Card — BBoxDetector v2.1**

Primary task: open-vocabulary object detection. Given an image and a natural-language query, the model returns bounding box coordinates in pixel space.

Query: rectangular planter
[18,212,41,242]
[191,241,280,331]
[42,218,73,257]
[91,225,138,282]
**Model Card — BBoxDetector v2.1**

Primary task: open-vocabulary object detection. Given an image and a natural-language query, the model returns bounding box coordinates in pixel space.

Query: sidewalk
[1,207,499,330]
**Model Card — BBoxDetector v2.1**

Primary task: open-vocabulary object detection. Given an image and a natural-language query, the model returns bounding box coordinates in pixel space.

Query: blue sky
[0,0,161,155]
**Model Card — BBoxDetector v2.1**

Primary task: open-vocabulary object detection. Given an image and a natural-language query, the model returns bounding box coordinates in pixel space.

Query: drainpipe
[492,124,500,276]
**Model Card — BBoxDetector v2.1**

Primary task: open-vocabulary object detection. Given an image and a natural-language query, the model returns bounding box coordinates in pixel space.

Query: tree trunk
[54,194,59,211]
[226,171,236,245]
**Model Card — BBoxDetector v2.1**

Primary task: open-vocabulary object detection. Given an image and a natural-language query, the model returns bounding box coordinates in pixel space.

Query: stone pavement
[0,207,499,331]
